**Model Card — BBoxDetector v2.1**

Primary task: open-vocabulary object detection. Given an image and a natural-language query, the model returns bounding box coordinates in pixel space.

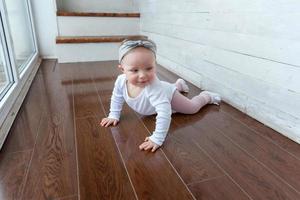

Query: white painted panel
[145,32,300,92]
[60,0,138,12]
[141,12,300,41]
[208,13,300,41]
[158,55,204,88]
[141,22,300,67]
[56,43,119,63]
[58,17,140,36]
[246,97,300,144]
[139,0,300,13]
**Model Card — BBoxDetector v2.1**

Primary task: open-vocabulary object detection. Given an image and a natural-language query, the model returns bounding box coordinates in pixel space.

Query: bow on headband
[119,39,157,63]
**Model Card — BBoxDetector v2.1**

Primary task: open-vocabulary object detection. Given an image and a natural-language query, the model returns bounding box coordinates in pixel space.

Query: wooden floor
[1,59,300,200]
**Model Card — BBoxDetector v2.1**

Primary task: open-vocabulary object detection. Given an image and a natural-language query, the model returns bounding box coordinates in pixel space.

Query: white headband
[119,39,157,63]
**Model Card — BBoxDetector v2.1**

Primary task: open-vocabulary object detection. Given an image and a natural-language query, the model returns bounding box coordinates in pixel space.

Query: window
[0,39,9,99]
[0,15,13,101]
[0,0,38,146]
[3,0,36,74]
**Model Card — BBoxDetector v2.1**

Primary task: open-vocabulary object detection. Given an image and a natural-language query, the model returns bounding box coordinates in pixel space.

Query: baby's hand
[139,137,160,152]
[100,118,119,127]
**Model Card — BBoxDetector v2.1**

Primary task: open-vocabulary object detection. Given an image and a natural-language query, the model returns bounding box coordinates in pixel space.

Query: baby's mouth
[139,80,148,84]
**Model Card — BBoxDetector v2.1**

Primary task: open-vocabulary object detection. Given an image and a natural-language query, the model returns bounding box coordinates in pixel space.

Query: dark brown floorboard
[0,150,32,199]
[71,63,136,199]
[0,60,299,200]
[188,176,249,200]
[173,112,300,199]
[141,115,224,185]
[57,196,78,200]
[0,72,44,154]
[220,104,300,159]
[21,60,77,200]
[201,109,300,192]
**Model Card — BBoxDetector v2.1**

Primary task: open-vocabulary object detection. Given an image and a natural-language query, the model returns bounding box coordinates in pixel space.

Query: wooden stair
[56,35,147,44]
[57,11,140,18]
[56,10,143,63]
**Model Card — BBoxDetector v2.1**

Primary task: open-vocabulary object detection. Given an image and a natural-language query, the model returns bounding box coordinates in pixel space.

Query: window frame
[0,0,39,136]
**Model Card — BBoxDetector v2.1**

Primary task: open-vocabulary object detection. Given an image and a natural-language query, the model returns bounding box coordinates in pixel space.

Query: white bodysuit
[108,74,177,146]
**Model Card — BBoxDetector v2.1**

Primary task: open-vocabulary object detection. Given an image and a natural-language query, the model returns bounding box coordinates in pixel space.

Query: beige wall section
[137,0,300,144]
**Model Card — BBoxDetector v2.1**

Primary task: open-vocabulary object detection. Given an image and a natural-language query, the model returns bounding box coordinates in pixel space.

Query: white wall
[31,0,58,58]
[59,0,138,12]
[137,0,300,144]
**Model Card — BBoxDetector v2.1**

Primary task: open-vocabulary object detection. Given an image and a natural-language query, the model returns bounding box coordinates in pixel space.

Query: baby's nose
[139,71,146,78]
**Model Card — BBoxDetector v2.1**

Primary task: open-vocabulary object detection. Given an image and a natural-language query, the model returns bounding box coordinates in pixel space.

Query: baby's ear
[118,64,124,72]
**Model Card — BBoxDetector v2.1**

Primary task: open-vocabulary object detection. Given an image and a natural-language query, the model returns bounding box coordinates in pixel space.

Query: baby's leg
[171,90,221,114]
[175,78,189,93]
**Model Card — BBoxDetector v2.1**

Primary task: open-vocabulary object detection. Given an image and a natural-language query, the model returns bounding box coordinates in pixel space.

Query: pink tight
[171,81,210,114]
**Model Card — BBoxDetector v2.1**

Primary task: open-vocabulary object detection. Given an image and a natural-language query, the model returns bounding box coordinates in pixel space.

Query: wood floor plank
[201,109,300,193]
[21,113,77,200]
[151,110,251,199]
[0,151,32,200]
[72,63,104,119]
[220,104,300,159]
[55,196,78,200]
[0,108,40,154]
[108,104,195,199]
[141,115,224,185]
[71,63,136,199]
[1,73,44,154]
[172,111,300,200]
[76,117,136,200]
[21,60,78,199]
[163,133,224,184]
[188,176,250,200]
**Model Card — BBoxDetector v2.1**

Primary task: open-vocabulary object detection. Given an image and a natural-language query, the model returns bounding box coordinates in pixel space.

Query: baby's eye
[146,67,153,71]
[130,69,138,72]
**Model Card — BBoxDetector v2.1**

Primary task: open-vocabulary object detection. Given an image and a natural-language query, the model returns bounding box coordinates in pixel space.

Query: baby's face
[120,47,156,87]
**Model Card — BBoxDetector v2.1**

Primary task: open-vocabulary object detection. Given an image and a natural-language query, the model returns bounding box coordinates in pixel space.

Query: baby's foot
[200,91,221,105]
[175,78,189,93]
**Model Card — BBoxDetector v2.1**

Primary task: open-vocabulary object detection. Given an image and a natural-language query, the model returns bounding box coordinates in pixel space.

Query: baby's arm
[100,76,125,127]
[140,97,172,152]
